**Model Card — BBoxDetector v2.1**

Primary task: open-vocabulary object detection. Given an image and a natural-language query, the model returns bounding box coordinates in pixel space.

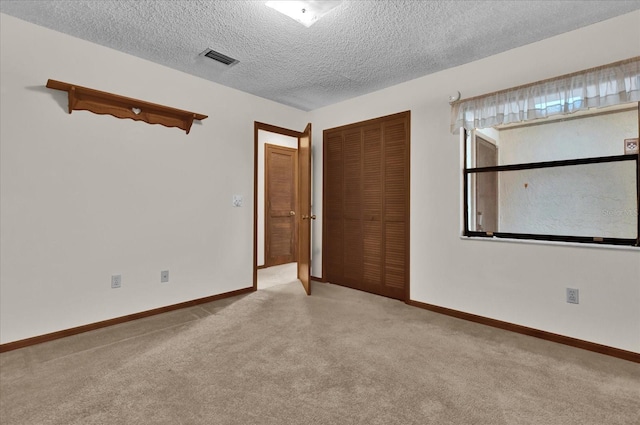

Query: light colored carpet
[1,281,639,425]
[258,262,298,289]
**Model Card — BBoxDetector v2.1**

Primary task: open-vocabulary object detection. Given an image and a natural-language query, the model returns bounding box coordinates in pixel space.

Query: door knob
[290,211,296,216]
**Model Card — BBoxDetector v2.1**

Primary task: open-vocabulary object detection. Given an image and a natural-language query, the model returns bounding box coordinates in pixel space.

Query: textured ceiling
[2,1,640,111]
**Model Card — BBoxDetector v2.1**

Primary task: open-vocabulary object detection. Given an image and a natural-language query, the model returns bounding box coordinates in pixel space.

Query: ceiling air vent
[201,48,239,66]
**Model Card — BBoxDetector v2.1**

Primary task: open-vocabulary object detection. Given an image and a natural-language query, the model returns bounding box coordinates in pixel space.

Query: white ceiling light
[265,1,343,27]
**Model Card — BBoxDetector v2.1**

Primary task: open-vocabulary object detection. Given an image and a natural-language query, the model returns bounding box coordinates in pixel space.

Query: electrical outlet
[161,270,169,283]
[566,288,579,304]
[111,274,122,289]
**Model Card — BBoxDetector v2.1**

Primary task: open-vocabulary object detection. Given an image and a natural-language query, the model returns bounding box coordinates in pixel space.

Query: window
[452,57,640,247]
[463,102,639,246]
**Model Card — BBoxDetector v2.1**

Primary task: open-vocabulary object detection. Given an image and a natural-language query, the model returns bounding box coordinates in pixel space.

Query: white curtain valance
[450,57,640,134]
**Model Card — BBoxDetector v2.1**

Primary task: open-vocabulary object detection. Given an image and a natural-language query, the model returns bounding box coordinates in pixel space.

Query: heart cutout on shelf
[131,107,142,115]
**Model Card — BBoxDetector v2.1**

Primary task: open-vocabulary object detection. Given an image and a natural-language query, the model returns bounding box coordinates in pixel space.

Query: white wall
[498,162,637,238]
[0,14,306,344]
[499,109,638,164]
[497,110,638,238]
[257,130,298,266]
[309,11,640,352]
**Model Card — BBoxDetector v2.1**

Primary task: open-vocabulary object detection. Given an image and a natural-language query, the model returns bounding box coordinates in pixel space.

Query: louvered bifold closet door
[362,124,383,293]
[342,129,364,289]
[381,118,408,300]
[322,111,409,301]
[324,131,344,283]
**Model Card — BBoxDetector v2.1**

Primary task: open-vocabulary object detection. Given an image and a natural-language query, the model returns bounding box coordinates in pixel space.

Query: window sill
[459,235,640,252]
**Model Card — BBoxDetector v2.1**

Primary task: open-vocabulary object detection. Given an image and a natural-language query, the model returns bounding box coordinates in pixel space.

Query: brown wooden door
[297,123,312,295]
[323,112,409,300]
[265,144,298,267]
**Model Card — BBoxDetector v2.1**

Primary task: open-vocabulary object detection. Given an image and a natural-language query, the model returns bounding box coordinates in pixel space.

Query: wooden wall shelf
[46,79,207,134]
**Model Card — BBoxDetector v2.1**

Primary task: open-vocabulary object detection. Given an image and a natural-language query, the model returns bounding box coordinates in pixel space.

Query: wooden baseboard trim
[0,287,255,353]
[4,289,635,362]
[406,299,640,363]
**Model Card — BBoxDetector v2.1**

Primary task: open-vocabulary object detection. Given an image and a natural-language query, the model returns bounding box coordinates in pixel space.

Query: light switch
[232,195,243,207]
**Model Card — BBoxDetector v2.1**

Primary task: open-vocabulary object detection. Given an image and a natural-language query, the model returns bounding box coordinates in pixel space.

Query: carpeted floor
[1,281,639,425]
[257,262,297,289]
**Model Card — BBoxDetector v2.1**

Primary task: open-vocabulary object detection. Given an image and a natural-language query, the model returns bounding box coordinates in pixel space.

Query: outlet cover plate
[161,270,169,283]
[566,288,579,304]
[111,274,122,289]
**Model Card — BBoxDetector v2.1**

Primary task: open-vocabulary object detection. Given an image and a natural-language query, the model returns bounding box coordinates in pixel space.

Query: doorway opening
[254,122,313,294]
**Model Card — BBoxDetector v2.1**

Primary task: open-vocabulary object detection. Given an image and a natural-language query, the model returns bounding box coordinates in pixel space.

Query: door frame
[254,122,309,291]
